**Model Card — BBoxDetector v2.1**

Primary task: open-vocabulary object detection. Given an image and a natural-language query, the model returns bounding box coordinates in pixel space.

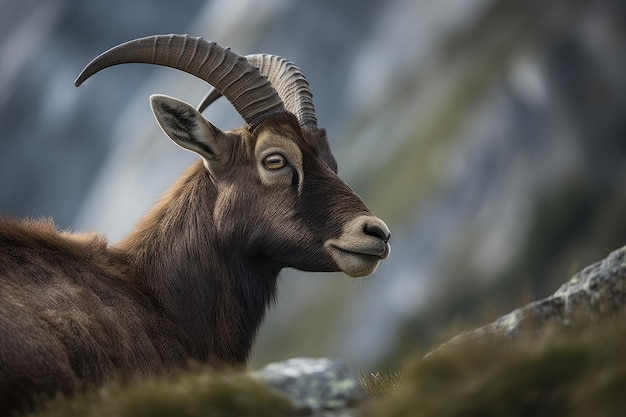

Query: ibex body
[0,35,390,413]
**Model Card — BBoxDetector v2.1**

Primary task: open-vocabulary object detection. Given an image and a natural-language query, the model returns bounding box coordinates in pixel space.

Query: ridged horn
[75,34,286,130]
[197,54,317,128]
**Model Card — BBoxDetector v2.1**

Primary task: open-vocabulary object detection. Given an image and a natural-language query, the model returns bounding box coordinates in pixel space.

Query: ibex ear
[150,94,230,168]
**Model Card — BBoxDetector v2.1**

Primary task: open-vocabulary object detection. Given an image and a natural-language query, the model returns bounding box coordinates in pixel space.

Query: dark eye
[263,153,287,170]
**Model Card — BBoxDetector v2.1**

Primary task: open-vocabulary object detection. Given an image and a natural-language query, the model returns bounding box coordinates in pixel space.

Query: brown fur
[0,113,375,414]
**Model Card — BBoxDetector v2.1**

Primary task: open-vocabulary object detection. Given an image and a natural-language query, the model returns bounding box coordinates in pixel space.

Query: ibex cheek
[324,215,391,278]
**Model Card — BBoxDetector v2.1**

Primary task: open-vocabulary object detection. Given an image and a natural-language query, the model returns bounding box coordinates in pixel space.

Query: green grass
[360,370,404,398]
[25,367,293,417]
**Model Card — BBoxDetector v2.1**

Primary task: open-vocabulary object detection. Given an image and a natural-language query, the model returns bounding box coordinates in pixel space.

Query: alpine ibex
[0,34,390,413]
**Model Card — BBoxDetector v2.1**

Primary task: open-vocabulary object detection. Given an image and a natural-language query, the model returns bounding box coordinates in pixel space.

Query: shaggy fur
[0,114,377,414]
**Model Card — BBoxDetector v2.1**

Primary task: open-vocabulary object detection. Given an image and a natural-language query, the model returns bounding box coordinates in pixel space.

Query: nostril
[364,222,391,243]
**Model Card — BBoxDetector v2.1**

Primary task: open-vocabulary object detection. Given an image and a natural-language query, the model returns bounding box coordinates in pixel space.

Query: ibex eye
[263,154,287,170]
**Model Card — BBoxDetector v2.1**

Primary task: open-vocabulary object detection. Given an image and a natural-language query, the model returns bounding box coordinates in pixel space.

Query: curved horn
[197,54,317,128]
[75,34,286,130]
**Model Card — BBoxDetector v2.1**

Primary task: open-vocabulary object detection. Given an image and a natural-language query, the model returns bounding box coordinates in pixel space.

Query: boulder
[254,357,365,415]
[435,245,626,351]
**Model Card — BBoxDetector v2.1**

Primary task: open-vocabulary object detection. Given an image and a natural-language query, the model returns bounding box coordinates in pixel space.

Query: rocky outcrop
[434,245,626,353]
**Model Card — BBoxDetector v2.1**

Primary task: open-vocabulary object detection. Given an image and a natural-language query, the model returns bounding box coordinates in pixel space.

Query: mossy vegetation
[366,314,626,417]
[24,367,293,417]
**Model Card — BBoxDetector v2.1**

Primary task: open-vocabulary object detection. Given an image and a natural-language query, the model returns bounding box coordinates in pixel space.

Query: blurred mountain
[1,0,625,373]
[0,0,206,226]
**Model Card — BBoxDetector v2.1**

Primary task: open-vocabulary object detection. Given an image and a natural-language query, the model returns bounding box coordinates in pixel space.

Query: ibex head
[75,34,390,277]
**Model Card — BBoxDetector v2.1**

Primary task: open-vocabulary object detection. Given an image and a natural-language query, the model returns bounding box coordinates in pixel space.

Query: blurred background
[1,0,625,373]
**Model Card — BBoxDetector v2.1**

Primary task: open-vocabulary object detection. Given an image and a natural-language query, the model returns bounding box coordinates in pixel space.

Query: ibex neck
[117,161,279,366]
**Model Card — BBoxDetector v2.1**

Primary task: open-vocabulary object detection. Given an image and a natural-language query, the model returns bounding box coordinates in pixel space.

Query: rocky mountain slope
[1,0,625,371]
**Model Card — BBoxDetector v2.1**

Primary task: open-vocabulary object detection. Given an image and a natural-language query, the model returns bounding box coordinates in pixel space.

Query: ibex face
[150,95,390,277]
[76,34,390,277]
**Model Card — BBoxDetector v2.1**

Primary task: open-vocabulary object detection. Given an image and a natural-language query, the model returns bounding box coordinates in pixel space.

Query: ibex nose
[364,220,391,243]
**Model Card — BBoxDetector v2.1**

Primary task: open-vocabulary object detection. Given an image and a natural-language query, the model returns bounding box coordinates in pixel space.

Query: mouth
[326,242,391,278]
[333,237,391,258]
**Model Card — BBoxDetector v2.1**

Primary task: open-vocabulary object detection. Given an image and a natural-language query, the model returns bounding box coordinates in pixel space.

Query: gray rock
[435,245,626,352]
[254,357,365,415]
